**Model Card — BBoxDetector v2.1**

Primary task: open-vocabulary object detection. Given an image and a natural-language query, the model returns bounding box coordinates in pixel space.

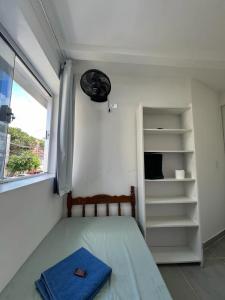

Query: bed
[0,187,171,300]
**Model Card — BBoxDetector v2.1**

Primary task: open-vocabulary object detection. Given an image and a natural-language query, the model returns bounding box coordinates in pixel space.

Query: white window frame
[0,30,55,187]
[0,79,53,184]
[13,57,53,173]
[44,97,53,173]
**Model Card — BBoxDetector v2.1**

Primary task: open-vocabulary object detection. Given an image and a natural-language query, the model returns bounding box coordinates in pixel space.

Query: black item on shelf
[144,153,164,180]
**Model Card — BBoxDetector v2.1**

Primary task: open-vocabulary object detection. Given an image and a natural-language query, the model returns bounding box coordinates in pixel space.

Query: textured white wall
[73,75,190,197]
[220,92,225,106]
[0,92,61,295]
[0,1,62,289]
[73,73,225,242]
[191,80,225,242]
[0,179,62,292]
[0,94,61,294]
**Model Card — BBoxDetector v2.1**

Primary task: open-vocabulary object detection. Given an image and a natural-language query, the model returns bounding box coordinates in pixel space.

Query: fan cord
[108,100,111,113]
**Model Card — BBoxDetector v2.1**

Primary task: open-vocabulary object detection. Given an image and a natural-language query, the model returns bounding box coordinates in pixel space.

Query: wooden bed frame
[67,186,135,218]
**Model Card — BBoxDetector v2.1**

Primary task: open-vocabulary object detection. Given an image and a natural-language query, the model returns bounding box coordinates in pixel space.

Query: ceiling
[43,0,225,91]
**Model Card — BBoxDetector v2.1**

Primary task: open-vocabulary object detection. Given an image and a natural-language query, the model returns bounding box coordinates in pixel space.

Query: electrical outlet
[110,103,118,109]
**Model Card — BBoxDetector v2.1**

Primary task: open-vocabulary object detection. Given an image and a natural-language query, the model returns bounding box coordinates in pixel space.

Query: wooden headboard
[67,186,135,218]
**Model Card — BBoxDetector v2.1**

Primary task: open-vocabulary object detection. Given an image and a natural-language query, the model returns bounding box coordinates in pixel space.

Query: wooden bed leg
[118,203,121,216]
[67,191,73,218]
[130,186,135,218]
[82,205,85,217]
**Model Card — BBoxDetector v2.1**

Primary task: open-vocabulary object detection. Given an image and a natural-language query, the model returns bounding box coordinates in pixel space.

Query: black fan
[80,69,111,102]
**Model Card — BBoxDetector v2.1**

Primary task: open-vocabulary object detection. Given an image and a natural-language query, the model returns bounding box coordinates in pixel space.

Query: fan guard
[80,69,111,103]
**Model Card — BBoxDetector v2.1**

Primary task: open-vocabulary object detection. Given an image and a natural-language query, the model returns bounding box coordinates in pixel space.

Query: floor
[159,236,225,300]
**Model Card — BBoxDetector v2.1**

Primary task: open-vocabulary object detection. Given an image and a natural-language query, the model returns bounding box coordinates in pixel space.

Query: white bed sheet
[0,216,171,300]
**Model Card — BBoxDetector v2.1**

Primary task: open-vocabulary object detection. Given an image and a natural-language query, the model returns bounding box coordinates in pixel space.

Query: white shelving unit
[145,178,195,182]
[136,105,202,264]
[146,196,197,205]
[146,216,199,228]
[144,129,192,135]
[151,246,200,264]
[145,150,194,153]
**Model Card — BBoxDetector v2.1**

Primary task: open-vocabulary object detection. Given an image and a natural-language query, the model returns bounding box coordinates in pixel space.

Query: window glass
[0,41,51,182]
[4,81,48,179]
[0,37,15,179]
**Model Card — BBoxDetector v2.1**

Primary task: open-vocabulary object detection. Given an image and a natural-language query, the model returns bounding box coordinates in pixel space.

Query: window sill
[0,173,55,194]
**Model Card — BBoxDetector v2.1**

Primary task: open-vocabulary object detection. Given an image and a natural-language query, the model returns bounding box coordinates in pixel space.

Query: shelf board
[144,150,194,153]
[146,196,197,205]
[143,107,191,115]
[145,178,195,182]
[144,129,192,135]
[150,246,201,264]
[146,216,199,228]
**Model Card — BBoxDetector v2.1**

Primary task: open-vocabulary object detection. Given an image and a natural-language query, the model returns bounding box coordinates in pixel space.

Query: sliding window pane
[3,57,50,180]
[0,37,15,179]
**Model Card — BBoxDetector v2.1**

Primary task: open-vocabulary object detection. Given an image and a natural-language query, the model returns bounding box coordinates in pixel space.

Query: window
[0,36,52,182]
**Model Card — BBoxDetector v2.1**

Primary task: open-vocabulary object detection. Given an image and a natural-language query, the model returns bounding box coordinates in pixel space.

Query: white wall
[191,80,225,242]
[0,95,61,293]
[0,1,63,291]
[220,92,225,106]
[73,75,190,197]
[73,72,225,242]
[0,179,62,292]
[0,93,61,294]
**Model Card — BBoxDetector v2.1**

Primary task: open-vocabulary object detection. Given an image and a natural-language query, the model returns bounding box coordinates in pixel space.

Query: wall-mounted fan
[80,69,112,109]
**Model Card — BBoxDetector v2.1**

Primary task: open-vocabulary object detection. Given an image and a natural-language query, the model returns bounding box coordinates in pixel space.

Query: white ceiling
[0,0,60,95]
[44,0,225,91]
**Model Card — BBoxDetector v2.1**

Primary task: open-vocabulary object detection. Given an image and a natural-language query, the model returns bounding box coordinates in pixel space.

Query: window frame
[0,77,53,184]
[0,28,54,186]
[44,96,53,174]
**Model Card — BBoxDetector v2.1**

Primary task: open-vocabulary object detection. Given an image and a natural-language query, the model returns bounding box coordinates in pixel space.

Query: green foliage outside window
[6,127,44,175]
[7,151,40,175]
[8,127,44,154]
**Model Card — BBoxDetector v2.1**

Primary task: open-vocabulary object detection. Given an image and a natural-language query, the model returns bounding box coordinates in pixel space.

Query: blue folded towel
[35,247,112,300]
